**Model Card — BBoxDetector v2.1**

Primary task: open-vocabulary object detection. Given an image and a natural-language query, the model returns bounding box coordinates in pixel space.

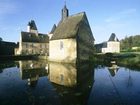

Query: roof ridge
[50,12,88,40]
[68,12,85,18]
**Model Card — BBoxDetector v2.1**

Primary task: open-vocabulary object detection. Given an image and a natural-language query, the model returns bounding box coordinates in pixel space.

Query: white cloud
[105,8,137,23]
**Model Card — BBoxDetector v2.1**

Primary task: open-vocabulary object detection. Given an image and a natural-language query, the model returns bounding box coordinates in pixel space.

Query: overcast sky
[0,0,140,43]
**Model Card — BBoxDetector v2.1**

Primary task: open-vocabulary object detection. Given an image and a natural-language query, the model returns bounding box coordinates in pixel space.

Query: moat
[0,60,140,105]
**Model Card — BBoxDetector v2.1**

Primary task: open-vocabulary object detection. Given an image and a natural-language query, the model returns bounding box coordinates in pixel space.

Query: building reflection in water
[48,62,95,105]
[18,60,95,105]
[48,63,77,87]
[19,60,48,87]
[108,61,119,77]
[108,67,119,77]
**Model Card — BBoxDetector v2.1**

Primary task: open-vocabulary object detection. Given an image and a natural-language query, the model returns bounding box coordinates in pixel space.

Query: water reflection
[1,60,140,105]
[19,60,48,87]
[0,61,16,73]
[17,60,95,105]
[48,63,77,87]
[108,68,119,77]
[48,62,95,105]
[108,61,119,77]
[88,65,140,105]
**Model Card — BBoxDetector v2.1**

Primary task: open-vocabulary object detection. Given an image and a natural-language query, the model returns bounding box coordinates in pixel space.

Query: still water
[0,60,140,105]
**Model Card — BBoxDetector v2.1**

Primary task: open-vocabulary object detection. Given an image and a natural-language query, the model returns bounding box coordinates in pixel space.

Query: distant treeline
[120,35,140,51]
[0,40,16,55]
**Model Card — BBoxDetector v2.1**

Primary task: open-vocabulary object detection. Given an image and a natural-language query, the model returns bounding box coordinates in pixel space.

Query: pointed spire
[108,33,119,41]
[64,0,66,6]
[64,0,67,9]
[27,20,37,31]
[61,0,69,21]
[27,20,38,34]
[50,24,56,34]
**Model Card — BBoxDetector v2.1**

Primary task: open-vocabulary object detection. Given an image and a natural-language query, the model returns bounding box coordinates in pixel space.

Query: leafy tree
[0,37,2,41]
[120,35,140,51]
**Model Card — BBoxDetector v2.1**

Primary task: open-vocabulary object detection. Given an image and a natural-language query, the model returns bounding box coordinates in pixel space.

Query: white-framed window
[60,41,63,50]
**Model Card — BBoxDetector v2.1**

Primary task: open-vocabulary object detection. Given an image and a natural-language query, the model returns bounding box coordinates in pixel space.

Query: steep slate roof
[21,31,49,43]
[28,20,37,30]
[102,42,107,48]
[95,42,107,49]
[50,12,86,40]
[50,24,56,34]
[108,33,119,41]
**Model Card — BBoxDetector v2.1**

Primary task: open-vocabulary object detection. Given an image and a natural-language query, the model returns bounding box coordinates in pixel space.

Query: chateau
[15,20,49,55]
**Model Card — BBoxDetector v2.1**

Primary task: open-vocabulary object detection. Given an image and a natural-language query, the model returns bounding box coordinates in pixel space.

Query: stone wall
[102,41,120,53]
[49,39,76,63]
[19,42,49,55]
[77,16,94,61]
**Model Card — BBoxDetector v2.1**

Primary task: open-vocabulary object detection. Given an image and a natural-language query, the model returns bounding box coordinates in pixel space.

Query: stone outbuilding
[49,5,95,63]
[95,33,120,53]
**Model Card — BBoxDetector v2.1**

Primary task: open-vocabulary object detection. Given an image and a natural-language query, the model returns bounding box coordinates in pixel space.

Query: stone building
[95,33,120,53]
[49,5,95,63]
[15,20,49,55]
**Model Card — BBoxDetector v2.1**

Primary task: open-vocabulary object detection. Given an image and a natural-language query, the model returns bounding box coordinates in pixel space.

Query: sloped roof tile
[50,12,86,40]
[21,31,49,43]
[28,20,38,30]
[108,33,119,41]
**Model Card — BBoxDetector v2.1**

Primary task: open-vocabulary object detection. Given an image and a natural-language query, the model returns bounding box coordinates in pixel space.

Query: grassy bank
[117,53,140,68]
[92,52,140,69]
